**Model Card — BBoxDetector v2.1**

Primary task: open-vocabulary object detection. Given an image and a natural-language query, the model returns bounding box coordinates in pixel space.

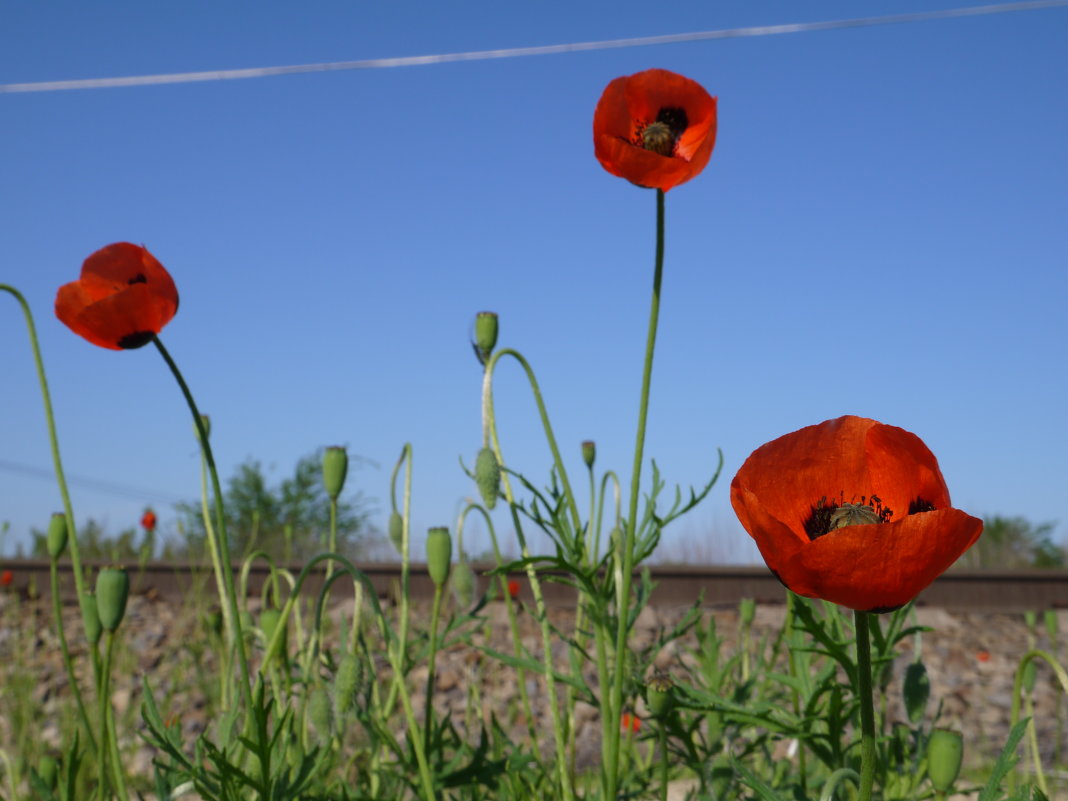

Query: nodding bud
[903,662,930,723]
[47,513,68,559]
[206,609,224,637]
[82,594,102,645]
[426,527,452,587]
[335,652,361,715]
[1024,610,1037,631]
[451,561,477,607]
[388,512,404,554]
[473,311,499,364]
[738,597,756,628]
[926,728,963,792]
[474,447,501,509]
[260,609,288,659]
[322,446,349,501]
[307,686,334,741]
[1045,609,1059,642]
[95,568,130,632]
[195,414,211,444]
[646,674,675,719]
[1022,658,1037,692]
[581,440,596,469]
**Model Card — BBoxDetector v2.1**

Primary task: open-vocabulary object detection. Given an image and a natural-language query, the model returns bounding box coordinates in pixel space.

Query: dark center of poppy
[803,493,938,541]
[637,107,689,157]
[127,273,147,285]
[117,331,156,349]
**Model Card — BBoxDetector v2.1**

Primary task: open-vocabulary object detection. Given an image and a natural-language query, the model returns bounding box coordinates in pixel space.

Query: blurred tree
[957,516,1064,569]
[174,450,376,563]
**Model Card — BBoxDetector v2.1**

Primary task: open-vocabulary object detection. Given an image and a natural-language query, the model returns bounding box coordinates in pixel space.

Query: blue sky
[2,1,1066,563]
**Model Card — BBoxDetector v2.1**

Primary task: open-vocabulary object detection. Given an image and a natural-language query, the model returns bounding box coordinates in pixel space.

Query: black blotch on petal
[127,273,147,285]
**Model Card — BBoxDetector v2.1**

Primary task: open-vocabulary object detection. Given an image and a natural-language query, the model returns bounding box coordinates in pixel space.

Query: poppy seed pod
[322,446,349,501]
[473,311,498,364]
[646,674,675,719]
[903,661,930,723]
[426,527,452,586]
[47,513,68,559]
[95,568,129,631]
[475,447,501,510]
[388,512,404,554]
[926,728,964,792]
[581,440,596,469]
[82,594,102,645]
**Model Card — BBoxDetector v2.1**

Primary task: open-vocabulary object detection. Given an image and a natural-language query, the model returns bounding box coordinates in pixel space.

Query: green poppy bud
[646,674,674,719]
[926,728,963,793]
[194,414,211,444]
[451,560,477,607]
[473,311,499,364]
[335,652,361,715]
[307,686,334,741]
[95,568,129,632]
[260,608,288,658]
[1045,609,1058,642]
[205,608,224,637]
[322,446,348,501]
[1024,610,1037,632]
[426,527,452,586]
[903,661,930,724]
[47,513,68,559]
[388,511,404,554]
[581,440,596,469]
[474,447,500,510]
[1022,658,1037,692]
[37,755,59,790]
[82,593,102,645]
[738,597,756,628]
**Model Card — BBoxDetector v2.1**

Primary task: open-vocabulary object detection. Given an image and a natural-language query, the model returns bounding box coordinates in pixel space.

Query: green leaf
[978,718,1031,801]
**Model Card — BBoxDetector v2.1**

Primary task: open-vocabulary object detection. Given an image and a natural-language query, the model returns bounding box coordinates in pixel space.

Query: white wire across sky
[3,0,1066,94]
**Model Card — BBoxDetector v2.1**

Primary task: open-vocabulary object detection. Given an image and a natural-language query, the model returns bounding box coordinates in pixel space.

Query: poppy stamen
[637,107,690,157]
[804,492,893,540]
[909,498,937,514]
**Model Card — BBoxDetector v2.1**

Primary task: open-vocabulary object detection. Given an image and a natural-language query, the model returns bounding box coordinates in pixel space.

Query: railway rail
[2,559,1066,611]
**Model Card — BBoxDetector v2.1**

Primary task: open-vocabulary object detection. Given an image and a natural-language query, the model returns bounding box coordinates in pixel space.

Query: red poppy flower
[977,650,991,663]
[141,509,157,532]
[730,416,982,612]
[1,570,12,587]
[621,712,641,733]
[507,579,520,599]
[593,69,717,192]
[55,242,178,350]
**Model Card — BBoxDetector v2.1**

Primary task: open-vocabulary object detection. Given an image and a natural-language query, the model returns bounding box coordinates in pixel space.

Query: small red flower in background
[594,68,717,192]
[55,242,179,350]
[507,579,520,599]
[141,509,157,532]
[731,416,982,612]
[977,650,991,663]
[1,570,12,587]
[621,712,640,733]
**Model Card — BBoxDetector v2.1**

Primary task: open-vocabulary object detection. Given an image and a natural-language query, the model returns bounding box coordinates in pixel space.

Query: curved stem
[606,188,665,801]
[483,348,583,535]
[854,611,876,801]
[152,336,252,711]
[1,285,99,727]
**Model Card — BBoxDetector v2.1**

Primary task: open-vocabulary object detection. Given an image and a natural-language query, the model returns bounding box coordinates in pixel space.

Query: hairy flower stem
[854,611,876,801]
[198,452,232,708]
[606,188,665,801]
[424,583,444,753]
[50,559,97,753]
[152,337,253,712]
[98,630,129,801]
[2,285,99,750]
[1010,650,1068,795]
